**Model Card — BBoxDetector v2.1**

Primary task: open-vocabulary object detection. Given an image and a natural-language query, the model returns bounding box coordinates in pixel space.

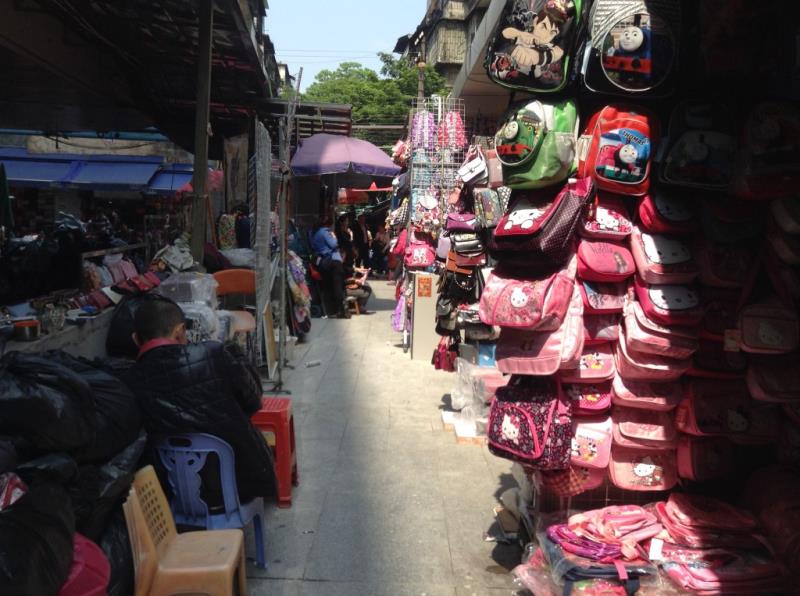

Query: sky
[265,0,427,91]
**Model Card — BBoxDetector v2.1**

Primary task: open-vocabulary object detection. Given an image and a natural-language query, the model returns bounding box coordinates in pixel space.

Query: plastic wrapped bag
[70,433,146,541]
[0,482,76,596]
[450,358,506,411]
[99,509,134,596]
[45,352,142,463]
[220,248,256,269]
[0,352,95,453]
[156,272,218,307]
[179,302,219,343]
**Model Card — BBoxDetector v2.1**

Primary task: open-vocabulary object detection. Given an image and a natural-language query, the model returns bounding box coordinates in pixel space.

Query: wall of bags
[424,0,800,592]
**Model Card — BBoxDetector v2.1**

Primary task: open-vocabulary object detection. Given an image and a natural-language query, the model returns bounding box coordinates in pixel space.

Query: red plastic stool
[251,396,298,508]
[59,533,110,596]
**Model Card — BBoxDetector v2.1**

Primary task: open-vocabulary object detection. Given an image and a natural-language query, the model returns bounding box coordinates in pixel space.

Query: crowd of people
[310,211,390,319]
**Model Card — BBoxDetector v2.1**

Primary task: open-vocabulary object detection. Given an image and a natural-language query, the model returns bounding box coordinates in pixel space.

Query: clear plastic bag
[450,358,507,410]
[156,273,218,307]
[179,302,219,343]
[220,248,256,269]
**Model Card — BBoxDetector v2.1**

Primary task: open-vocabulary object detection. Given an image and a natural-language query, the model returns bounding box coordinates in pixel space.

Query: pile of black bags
[0,351,144,596]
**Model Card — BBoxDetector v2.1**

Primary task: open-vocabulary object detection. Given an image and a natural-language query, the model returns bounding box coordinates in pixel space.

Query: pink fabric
[611,375,682,411]
[624,302,699,359]
[571,416,613,469]
[609,445,677,492]
[677,435,735,481]
[559,343,616,383]
[579,280,627,314]
[637,193,695,235]
[615,325,690,381]
[611,406,678,450]
[564,381,612,415]
[634,276,704,327]
[583,314,620,345]
[738,301,799,354]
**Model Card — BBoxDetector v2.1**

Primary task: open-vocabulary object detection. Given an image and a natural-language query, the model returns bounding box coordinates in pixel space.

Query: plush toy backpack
[660,101,737,190]
[581,0,682,97]
[577,104,659,196]
[486,0,587,94]
[494,99,579,189]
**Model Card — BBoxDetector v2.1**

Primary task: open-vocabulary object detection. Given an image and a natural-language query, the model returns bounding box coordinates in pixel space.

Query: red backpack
[577,105,660,196]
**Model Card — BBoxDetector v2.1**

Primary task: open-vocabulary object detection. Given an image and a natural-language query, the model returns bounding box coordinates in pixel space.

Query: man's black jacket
[124,341,276,502]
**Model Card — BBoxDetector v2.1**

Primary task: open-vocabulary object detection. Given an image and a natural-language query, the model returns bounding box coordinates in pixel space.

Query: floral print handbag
[487,375,572,470]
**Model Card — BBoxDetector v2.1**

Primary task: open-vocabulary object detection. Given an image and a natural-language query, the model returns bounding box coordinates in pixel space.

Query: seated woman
[344,261,373,314]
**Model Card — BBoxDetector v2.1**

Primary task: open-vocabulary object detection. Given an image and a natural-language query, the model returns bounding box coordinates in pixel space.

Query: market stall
[391,0,800,592]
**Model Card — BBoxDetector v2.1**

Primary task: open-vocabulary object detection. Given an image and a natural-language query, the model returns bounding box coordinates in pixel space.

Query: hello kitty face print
[757,322,785,348]
[642,233,692,265]
[648,285,699,311]
[510,287,530,308]
[654,195,691,222]
[582,198,632,238]
[632,455,664,487]
[595,128,651,184]
[725,409,750,433]
[504,205,548,231]
[501,414,521,444]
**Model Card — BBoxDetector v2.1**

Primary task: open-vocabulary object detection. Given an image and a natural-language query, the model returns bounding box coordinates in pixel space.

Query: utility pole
[416,34,427,102]
[190,0,213,263]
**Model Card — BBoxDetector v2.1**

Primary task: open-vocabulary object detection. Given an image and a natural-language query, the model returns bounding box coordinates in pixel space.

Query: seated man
[344,264,373,314]
[124,298,276,504]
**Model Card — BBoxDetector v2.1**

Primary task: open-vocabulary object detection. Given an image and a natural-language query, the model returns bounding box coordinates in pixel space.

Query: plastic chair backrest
[131,465,177,556]
[122,484,161,596]
[155,433,243,524]
[214,268,255,296]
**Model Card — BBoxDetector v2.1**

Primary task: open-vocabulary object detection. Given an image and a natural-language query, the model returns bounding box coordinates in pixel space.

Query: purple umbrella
[290,133,401,177]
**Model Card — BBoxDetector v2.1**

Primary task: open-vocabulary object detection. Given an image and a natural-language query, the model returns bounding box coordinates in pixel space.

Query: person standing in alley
[312,217,349,318]
[352,213,372,268]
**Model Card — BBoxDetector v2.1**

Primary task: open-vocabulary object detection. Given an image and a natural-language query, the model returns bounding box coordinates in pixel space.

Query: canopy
[290,133,400,177]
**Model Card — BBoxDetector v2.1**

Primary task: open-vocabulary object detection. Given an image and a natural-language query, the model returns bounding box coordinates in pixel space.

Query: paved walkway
[248,281,519,595]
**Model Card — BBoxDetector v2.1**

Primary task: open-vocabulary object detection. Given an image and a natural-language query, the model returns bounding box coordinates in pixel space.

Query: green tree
[302,55,448,127]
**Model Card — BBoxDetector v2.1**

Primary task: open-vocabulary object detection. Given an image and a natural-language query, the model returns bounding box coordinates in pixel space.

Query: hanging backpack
[609,445,677,491]
[611,406,677,451]
[660,101,737,190]
[486,0,586,94]
[577,105,659,196]
[571,415,613,469]
[579,280,626,314]
[560,343,616,383]
[732,102,800,200]
[576,239,635,283]
[611,375,682,412]
[677,436,735,482]
[630,226,698,284]
[564,381,612,416]
[584,313,620,345]
[580,0,682,97]
[487,375,572,469]
[494,99,579,189]
[637,192,695,235]
[579,192,632,240]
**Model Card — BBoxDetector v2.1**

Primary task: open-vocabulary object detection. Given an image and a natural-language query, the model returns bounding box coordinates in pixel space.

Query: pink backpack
[700,287,739,341]
[577,240,635,283]
[623,302,698,360]
[559,343,616,384]
[579,193,632,240]
[637,192,695,235]
[677,435,735,482]
[657,493,761,547]
[616,325,690,381]
[696,240,755,289]
[630,226,698,284]
[633,276,704,327]
[479,256,576,331]
[747,355,800,403]
[611,407,677,451]
[404,240,435,268]
[675,380,778,443]
[687,339,747,380]
[611,375,682,412]
[738,300,799,354]
[487,376,572,470]
[584,314,620,345]
[579,280,626,314]
[609,445,677,491]
[659,543,788,595]
[571,416,613,470]
[564,382,612,416]
[495,285,584,376]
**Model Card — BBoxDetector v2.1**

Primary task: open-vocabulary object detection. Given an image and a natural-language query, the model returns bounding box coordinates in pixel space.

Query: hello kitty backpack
[633,276,704,327]
[577,105,660,196]
[616,323,690,381]
[609,444,677,491]
[579,192,633,240]
[611,406,678,451]
[637,192,695,235]
[623,301,699,360]
[611,374,682,412]
[487,375,572,469]
[630,226,697,284]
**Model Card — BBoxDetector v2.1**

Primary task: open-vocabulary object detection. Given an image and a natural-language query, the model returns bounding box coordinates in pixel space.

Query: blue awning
[147,164,194,194]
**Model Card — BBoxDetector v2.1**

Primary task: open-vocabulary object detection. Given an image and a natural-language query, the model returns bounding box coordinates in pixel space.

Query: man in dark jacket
[123,298,276,503]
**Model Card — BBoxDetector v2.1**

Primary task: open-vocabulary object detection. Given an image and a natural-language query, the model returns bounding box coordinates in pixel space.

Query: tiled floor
[247,281,520,595]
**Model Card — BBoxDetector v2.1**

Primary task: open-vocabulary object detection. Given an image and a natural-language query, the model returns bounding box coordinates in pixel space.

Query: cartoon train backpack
[494,99,579,189]
[486,0,587,94]
[580,0,682,97]
[577,105,660,196]
[660,101,737,190]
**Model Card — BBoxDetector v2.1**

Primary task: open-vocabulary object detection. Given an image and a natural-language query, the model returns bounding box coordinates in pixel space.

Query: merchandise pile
[390,0,800,593]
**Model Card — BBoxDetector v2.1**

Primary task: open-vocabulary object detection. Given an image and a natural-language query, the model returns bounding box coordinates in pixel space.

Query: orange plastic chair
[251,397,298,508]
[213,269,257,335]
[122,465,247,596]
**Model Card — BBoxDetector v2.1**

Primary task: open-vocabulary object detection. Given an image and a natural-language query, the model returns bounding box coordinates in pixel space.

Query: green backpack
[494,99,579,189]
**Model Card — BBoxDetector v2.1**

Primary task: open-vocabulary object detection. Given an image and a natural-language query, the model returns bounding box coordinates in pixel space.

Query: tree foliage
[302,54,448,125]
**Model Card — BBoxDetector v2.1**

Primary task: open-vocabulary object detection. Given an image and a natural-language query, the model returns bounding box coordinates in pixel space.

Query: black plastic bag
[0,352,95,453]
[0,438,17,474]
[16,453,78,486]
[70,432,146,540]
[107,293,175,359]
[99,508,134,596]
[45,352,142,463]
[0,482,76,596]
